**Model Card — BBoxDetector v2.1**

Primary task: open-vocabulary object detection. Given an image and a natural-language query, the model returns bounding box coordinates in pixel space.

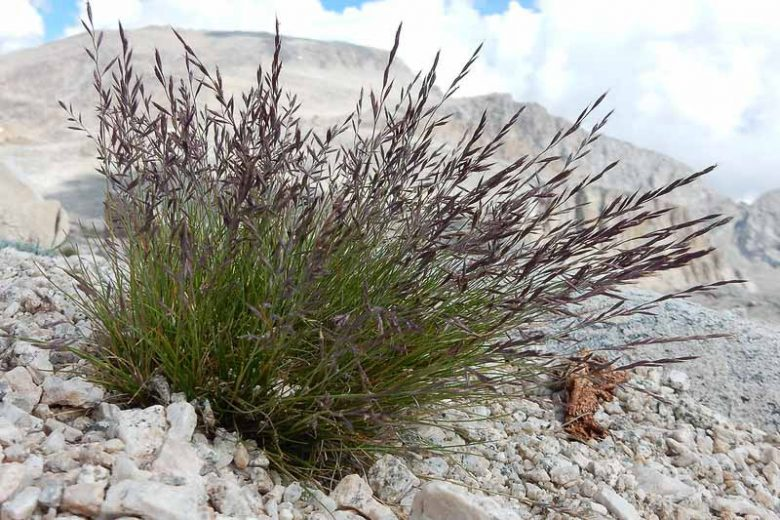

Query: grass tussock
[62,5,740,481]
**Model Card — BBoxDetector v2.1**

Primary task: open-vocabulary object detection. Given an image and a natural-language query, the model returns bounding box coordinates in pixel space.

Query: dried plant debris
[563,351,629,441]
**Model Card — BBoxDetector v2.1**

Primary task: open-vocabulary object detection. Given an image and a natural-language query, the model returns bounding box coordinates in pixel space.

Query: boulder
[0,165,68,247]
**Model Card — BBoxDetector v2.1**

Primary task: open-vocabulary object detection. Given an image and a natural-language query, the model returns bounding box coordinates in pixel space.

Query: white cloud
[57,0,780,199]
[0,0,44,53]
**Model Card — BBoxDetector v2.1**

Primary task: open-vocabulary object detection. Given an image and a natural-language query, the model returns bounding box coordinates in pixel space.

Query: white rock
[711,497,772,517]
[631,464,696,502]
[761,447,780,465]
[10,342,52,381]
[594,484,641,520]
[94,402,121,437]
[664,370,691,392]
[77,464,110,485]
[21,455,41,482]
[0,166,69,247]
[249,450,270,469]
[0,463,27,503]
[0,419,22,447]
[116,405,167,466]
[410,456,448,478]
[306,488,338,513]
[2,444,27,463]
[102,479,208,520]
[102,438,125,454]
[368,455,420,504]
[549,460,581,486]
[111,454,152,483]
[410,481,522,520]
[331,474,398,520]
[61,482,106,518]
[0,367,41,413]
[0,403,42,433]
[43,450,78,473]
[41,430,65,454]
[151,438,204,482]
[210,431,237,470]
[43,418,81,442]
[0,485,39,520]
[37,478,64,508]
[206,477,257,517]
[41,376,104,408]
[166,402,197,442]
[283,482,303,503]
[312,512,365,520]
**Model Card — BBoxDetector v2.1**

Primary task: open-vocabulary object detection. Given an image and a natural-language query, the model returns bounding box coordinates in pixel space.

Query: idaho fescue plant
[62,6,740,481]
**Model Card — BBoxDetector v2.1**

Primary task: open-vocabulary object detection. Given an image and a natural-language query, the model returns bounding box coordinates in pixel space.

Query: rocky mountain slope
[0,27,777,321]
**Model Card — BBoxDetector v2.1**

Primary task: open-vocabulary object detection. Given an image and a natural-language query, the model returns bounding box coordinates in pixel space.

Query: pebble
[594,484,642,520]
[330,474,397,520]
[232,442,249,470]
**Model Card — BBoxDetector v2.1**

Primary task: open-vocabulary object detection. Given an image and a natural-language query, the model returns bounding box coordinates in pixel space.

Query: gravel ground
[1,246,779,519]
[544,289,780,433]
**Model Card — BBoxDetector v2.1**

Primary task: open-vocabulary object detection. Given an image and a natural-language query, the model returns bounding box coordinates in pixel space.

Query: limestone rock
[37,477,64,508]
[0,420,23,447]
[101,479,208,520]
[631,464,696,501]
[734,189,780,268]
[61,482,106,517]
[331,474,397,520]
[41,376,104,408]
[410,481,523,520]
[165,401,196,442]
[232,442,249,470]
[206,476,259,517]
[150,438,203,482]
[368,455,420,504]
[116,406,167,466]
[593,485,641,520]
[0,485,40,520]
[0,463,27,503]
[0,166,68,247]
[0,368,41,413]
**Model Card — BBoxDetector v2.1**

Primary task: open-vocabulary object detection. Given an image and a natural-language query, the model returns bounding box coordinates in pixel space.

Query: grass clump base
[62,4,739,482]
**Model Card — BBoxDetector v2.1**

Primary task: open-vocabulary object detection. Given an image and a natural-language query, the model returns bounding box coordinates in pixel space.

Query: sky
[1,0,778,202]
